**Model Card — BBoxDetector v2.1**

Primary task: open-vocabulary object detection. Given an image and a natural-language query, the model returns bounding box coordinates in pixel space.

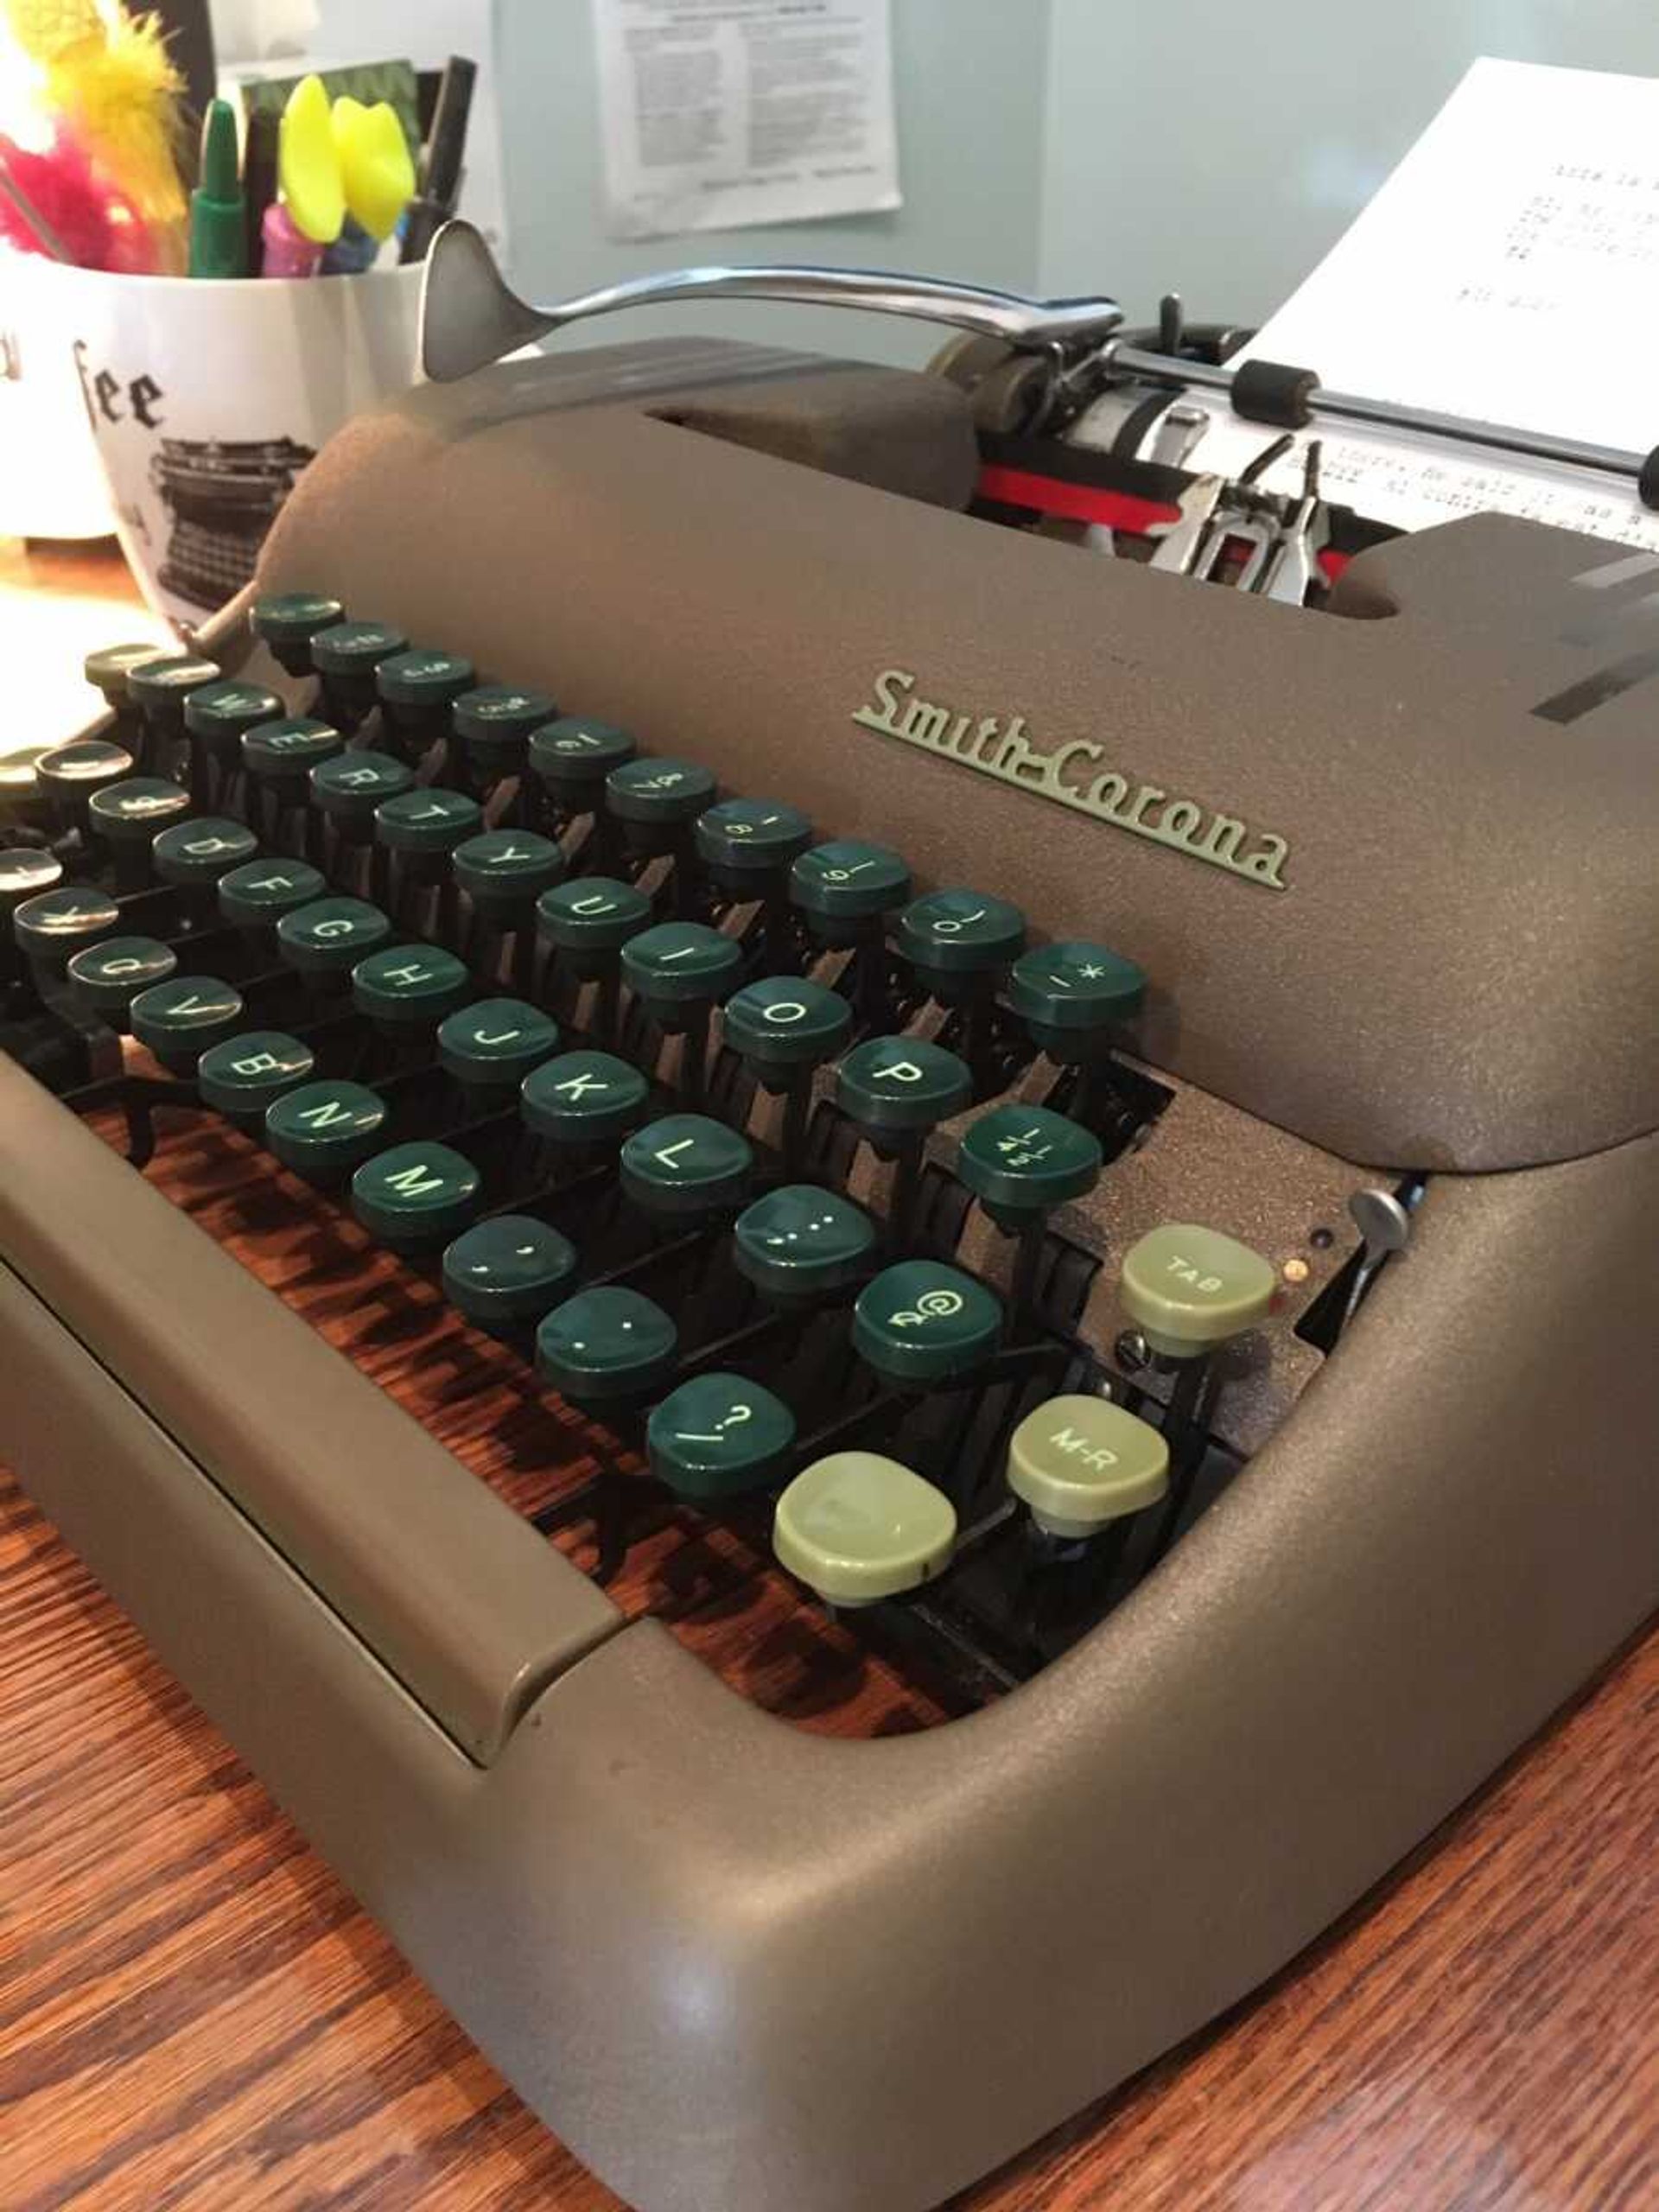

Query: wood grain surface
[2,546,1655,2210]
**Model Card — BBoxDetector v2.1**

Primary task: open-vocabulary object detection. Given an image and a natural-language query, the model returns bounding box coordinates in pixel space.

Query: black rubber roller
[1231,358,1319,429]
[1638,445,1659,514]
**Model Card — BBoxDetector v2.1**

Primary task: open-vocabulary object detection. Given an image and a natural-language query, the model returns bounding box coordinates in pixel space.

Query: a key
[452,683,556,791]
[251,590,346,677]
[772,1451,957,1607]
[620,1112,753,1220]
[1006,1394,1168,1540]
[648,1373,797,1500]
[521,1049,650,1147]
[537,1286,678,1405]
[276,895,394,982]
[196,1030,316,1128]
[853,1259,1002,1386]
[442,1214,579,1334]
[218,857,327,938]
[375,647,476,758]
[721,974,852,1168]
[351,1140,482,1250]
[733,1184,876,1306]
[438,997,560,1106]
[352,944,472,1037]
[88,778,193,891]
[310,620,408,730]
[66,936,177,1030]
[265,1078,390,1181]
[130,974,246,1073]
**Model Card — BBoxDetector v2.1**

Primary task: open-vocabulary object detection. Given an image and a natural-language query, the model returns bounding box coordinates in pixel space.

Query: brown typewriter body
[3,339,1656,2212]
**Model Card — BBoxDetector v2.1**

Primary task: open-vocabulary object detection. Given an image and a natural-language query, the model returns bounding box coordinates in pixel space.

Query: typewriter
[1,226,1655,2212]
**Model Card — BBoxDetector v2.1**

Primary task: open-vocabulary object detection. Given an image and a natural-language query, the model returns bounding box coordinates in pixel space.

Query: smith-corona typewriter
[2,229,1656,2212]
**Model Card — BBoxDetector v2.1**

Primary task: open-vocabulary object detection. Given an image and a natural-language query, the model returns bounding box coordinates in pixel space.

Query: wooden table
[2,543,1656,2212]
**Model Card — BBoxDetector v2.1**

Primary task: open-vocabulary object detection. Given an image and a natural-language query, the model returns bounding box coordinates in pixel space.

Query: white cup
[10,258,422,626]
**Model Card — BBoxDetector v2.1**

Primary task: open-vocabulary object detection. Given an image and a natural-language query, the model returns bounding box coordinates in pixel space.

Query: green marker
[189,101,248,279]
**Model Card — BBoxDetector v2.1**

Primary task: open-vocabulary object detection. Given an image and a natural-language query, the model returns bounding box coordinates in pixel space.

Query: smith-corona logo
[851,668,1290,891]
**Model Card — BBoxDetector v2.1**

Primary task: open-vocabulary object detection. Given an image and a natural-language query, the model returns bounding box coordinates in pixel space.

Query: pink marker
[261,200,322,278]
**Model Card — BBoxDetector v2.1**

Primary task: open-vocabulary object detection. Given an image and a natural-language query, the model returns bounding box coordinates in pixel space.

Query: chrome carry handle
[420,219,1123,384]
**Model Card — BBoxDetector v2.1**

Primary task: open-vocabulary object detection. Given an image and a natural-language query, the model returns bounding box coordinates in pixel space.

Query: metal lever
[421,219,1125,384]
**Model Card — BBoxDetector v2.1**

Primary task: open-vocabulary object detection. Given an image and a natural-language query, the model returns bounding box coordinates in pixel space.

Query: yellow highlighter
[279,73,345,244]
[334,97,416,241]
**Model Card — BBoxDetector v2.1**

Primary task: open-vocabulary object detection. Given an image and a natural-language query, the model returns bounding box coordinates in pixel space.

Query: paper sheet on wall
[592,0,900,242]
[1187,58,1659,550]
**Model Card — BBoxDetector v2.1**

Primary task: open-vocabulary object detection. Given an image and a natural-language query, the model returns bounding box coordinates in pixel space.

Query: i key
[620,921,742,1107]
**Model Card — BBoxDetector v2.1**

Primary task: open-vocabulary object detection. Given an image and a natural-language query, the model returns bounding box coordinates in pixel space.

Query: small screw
[1310,1225,1335,1250]
[1114,1329,1150,1373]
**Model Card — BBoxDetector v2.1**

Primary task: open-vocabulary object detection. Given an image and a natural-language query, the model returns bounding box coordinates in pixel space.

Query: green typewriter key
[452,684,556,785]
[537,1286,678,1406]
[196,1030,315,1126]
[217,856,327,934]
[438,997,560,1103]
[733,1184,876,1306]
[152,816,259,902]
[834,1036,972,1142]
[648,1374,797,1501]
[251,589,345,677]
[605,758,717,891]
[1117,1222,1277,1362]
[84,640,167,715]
[181,679,283,803]
[536,875,651,989]
[241,715,343,785]
[0,750,51,836]
[67,935,177,1028]
[853,1260,1002,1386]
[310,620,408,728]
[896,887,1027,1001]
[276,895,393,979]
[520,1049,649,1147]
[620,921,742,1023]
[773,1452,957,1607]
[1009,940,1147,1061]
[309,752,414,868]
[1006,1395,1169,1541]
[375,647,475,754]
[721,974,852,1167]
[351,943,471,1034]
[442,1214,578,1332]
[266,1078,390,1180]
[957,1103,1103,1231]
[130,974,245,1072]
[694,798,813,894]
[0,849,61,982]
[373,785,481,857]
[33,736,135,835]
[620,1112,753,1219]
[126,652,220,771]
[527,717,636,819]
[88,777,193,889]
[12,884,118,979]
[351,1140,482,1250]
[452,829,566,916]
[789,839,911,939]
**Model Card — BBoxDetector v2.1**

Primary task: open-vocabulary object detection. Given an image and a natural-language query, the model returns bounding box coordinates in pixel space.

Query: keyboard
[2,335,1655,2212]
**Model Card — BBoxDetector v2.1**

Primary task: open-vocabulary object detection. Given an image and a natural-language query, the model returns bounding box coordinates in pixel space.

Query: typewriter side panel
[5,1121,1653,2212]
[258,350,1658,1174]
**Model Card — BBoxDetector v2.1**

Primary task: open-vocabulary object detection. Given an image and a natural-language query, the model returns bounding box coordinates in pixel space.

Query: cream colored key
[772,1452,957,1607]
[1119,1222,1277,1360]
[1007,1395,1169,1540]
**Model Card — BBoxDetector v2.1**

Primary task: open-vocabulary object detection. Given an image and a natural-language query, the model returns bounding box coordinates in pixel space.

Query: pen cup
[14,259,423,626]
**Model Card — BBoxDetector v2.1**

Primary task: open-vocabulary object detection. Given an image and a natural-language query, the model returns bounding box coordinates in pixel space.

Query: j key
[527,717,636,825]
[182,680,283,805]
[197,1030,316,1126]
[276,895,394,980]
[442,1214,579,1333]
[895,887,1026,1005]
[648,1373,797,1501]
[126,653,220,771]
[733,1184,876,1306]
[773,1451,957,1607]
[13,884,118,982]
[375,648,475,756]
[853,1259,1002,1386]
[438,997,560,1104]
[352,1140,482,1251]
[266,1078,390,1181]
[152,817,260,920]
[67,936,178,1029]
[453,684,556,787]
[251,590,346,677]
[88,778,193,890]
[605,757,716,899]
[1117,1222,1276,1362]
[537,1286,680,1407]
[130,974,246,1073]
[352,943,472,1036]
[620,1112,753,1219]
[34,736,136,836]
[310,620,408,729]
[452,829,566,918]
[1,849,62,987]
[218,857,327,936]
[695,798,813,902]
[1007,1395,1170,1541]
[521,1049,649,1147]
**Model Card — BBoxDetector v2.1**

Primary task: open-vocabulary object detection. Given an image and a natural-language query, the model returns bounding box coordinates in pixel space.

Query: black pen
[400,54,477,264]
